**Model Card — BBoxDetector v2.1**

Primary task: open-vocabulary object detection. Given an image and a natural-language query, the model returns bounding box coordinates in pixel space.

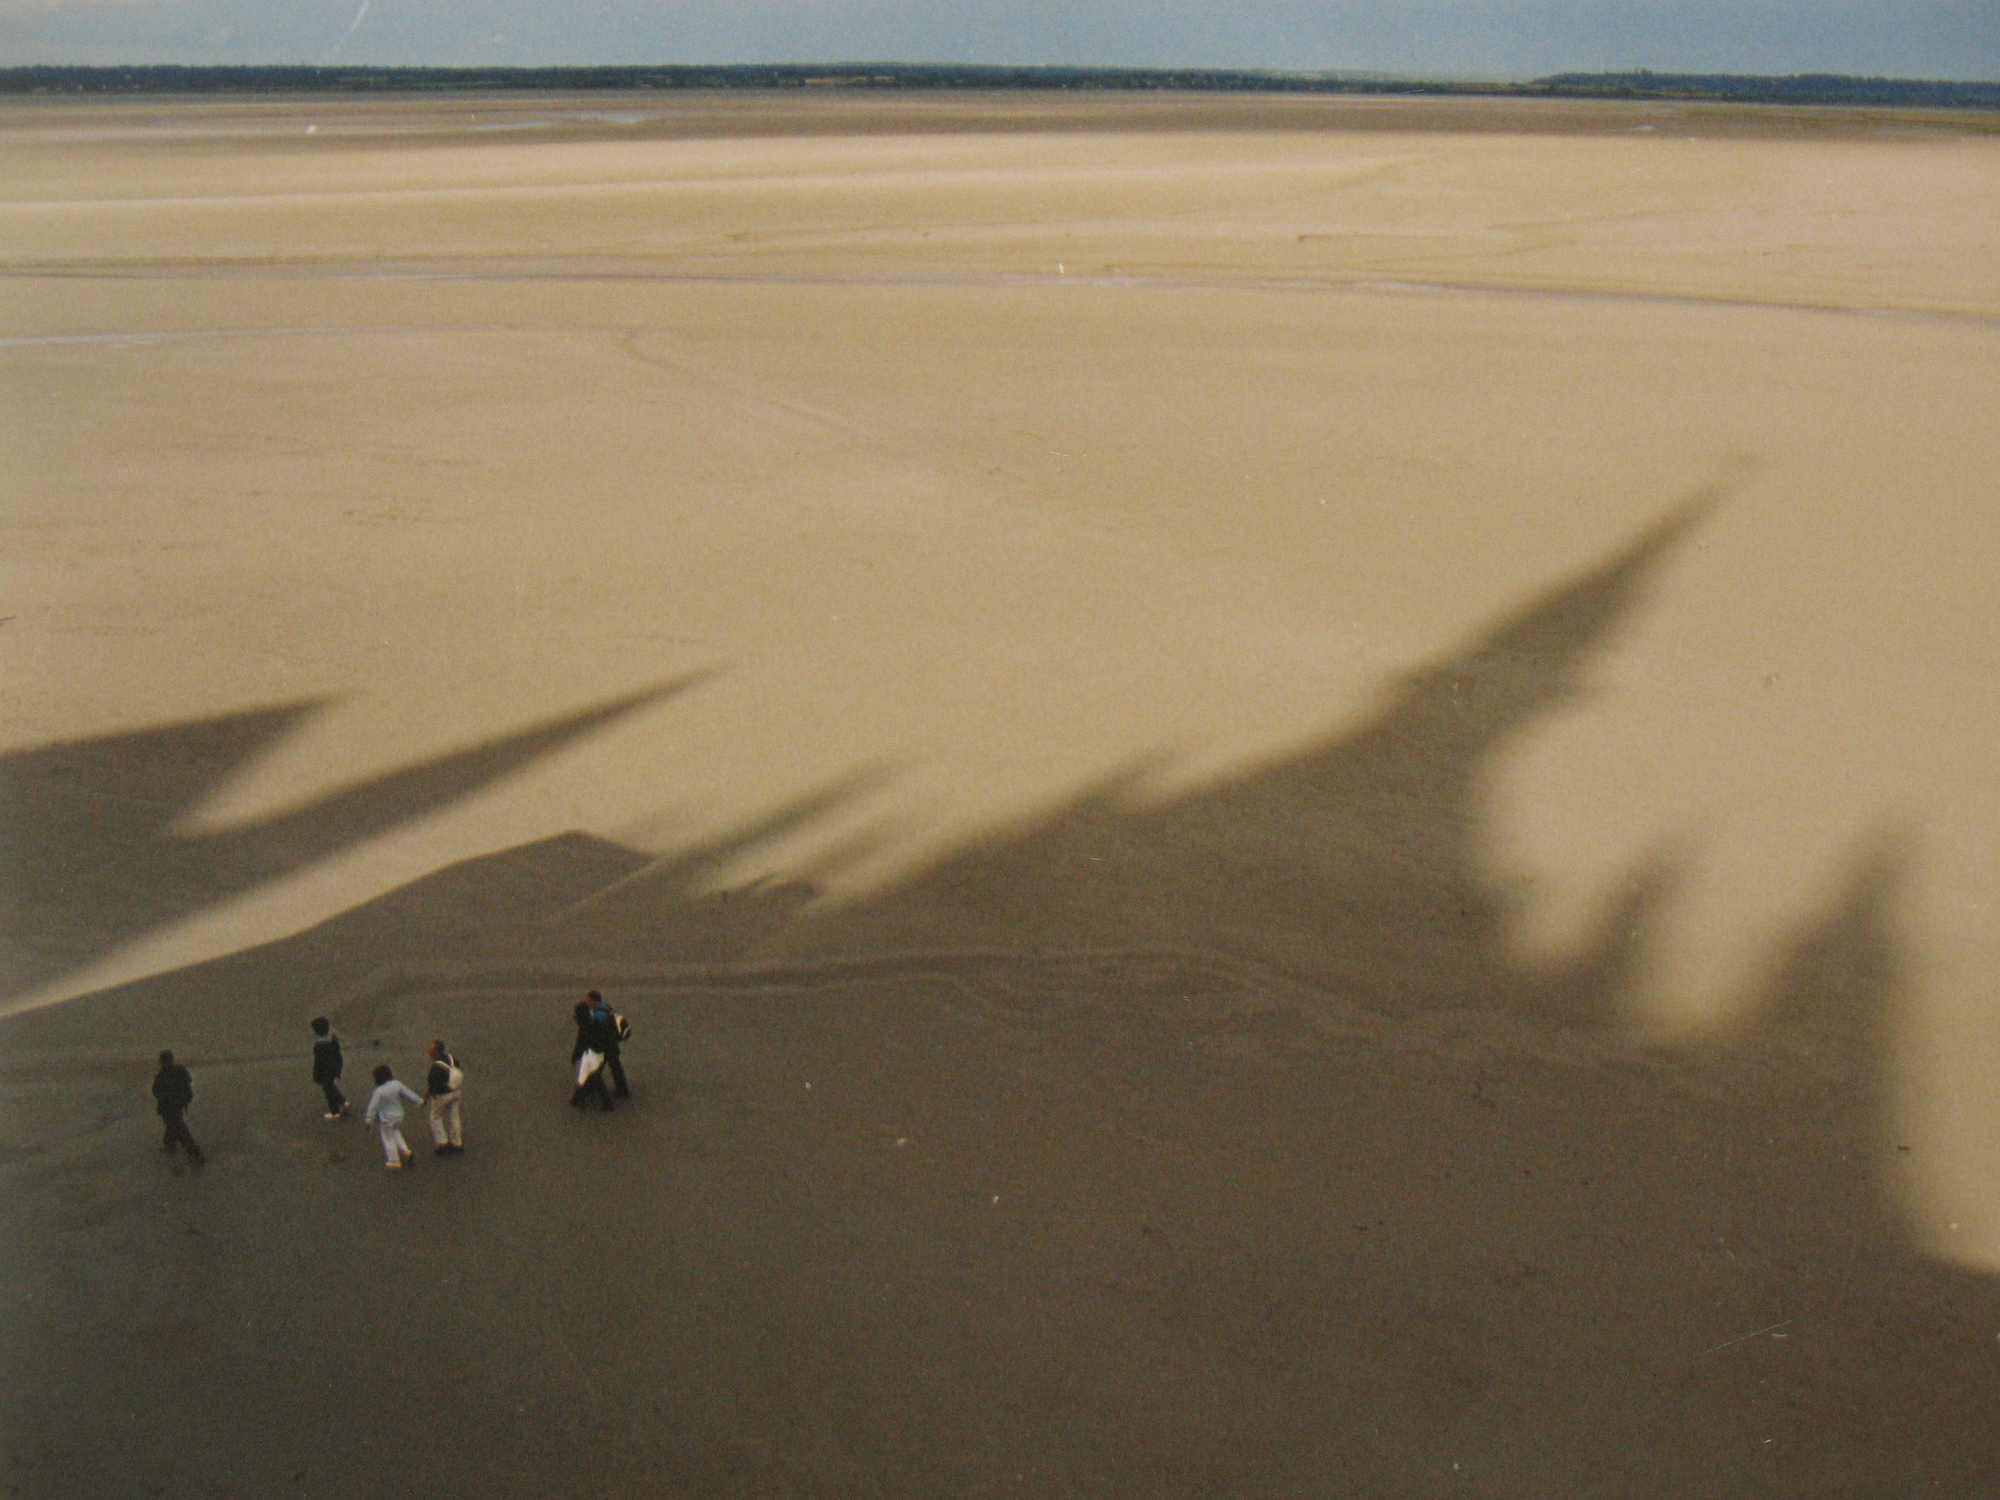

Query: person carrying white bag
[568,997,617,1113]
[424,1039,465,1154]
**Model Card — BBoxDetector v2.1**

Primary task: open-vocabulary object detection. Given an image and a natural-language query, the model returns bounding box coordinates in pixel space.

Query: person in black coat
[151,1050,205,1166]
[585,989,630,1098]
[569,999,616,1112]
[310,1016,347,1119]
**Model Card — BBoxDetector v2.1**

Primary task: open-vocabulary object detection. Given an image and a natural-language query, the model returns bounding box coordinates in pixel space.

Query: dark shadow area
[0,677,697,1003]
[5,508,1997,1498]
[784,497,1710,1011]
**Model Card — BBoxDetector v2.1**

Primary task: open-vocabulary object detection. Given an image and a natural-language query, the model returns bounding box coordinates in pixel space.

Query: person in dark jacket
[585,989,630,1098]
[310,1016,347,1119]
[423,1039,464,1154]
[569,999,616,1112]
[151,1050,205,1166]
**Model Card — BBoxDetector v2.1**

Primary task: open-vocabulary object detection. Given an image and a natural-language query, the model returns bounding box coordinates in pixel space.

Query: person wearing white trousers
[363,1063,422,1170]
[424,1040,464,1155]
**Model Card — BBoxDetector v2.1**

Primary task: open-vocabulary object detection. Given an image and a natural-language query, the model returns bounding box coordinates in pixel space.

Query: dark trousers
[159,1110,205,1163]
[319,1079,347,1114]
[603,1046,629,1097]
[570,1064,615,1111]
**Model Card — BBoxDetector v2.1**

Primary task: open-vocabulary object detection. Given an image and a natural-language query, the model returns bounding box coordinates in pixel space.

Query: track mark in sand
[0,323,474,350]
[0,327,333,349]
[9,262,1995,330]
[312,949,1661,1085]
[0,318,926,448]
[614,326,910,447]
[319,947,1307,1016]
[312,946,1432,1051]
[1695,1318,1793,1360]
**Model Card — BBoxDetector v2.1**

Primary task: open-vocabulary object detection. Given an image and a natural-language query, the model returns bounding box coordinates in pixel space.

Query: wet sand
[4,93,2000,1496]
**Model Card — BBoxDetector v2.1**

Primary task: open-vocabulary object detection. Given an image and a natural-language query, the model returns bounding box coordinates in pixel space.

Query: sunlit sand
[4,92,1999,1495]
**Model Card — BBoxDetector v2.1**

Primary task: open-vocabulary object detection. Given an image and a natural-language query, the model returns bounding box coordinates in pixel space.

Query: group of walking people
[312,1016,466,1168]
[149,990,631,1173]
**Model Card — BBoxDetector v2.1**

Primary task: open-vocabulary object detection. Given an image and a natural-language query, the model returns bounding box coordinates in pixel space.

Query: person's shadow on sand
[4,497,1996,1499]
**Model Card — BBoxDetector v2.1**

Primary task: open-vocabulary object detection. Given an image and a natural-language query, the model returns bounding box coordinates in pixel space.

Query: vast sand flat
[4,93,2000,1496]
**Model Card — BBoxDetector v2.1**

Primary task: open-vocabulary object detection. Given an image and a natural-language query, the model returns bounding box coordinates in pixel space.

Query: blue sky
[2,0,1996,79]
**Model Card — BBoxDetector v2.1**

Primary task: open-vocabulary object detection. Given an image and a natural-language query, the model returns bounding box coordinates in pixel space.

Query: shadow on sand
[3,501,1995,1499]
[0,677,695,1005]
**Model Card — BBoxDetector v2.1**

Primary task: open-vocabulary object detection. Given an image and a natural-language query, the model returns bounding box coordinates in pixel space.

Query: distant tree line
[1537,71,2000,109]
[0,64,1463,96]
[1,64,1995,110]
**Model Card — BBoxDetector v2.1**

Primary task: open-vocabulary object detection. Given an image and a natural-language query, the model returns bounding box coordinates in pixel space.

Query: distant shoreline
[4,65,1998,111]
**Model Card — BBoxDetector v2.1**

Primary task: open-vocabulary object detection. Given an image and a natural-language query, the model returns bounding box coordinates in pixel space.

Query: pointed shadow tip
[541,667,721,735]
[1626,454,1757,559]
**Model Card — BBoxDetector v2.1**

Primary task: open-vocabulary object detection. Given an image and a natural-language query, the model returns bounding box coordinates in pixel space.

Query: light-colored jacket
[364,1079,423,1127]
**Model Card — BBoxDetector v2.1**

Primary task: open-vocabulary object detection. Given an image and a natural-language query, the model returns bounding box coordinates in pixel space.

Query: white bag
[576,1049,604,1087]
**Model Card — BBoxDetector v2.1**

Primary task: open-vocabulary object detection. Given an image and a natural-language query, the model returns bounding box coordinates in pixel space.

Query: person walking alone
[424,1040,464,1155]
[151,1049,205,1168]
[569,999,616,1113]
[310,1016,347,1119]
[363,1062,422,1171]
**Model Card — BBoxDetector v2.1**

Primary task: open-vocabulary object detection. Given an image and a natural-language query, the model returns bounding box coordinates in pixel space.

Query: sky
[1,0,1996,79]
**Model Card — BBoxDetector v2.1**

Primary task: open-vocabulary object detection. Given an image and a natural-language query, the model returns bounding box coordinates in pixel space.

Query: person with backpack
[423,1040,464,1155]
[569,998,617,1113]
[310,1016,347,1120]
[150,1049,205,1167]
[586,989,631,1098]
[363,1062,422,1171]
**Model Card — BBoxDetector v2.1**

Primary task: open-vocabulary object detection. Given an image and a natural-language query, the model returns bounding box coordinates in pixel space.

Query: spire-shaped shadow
[0,678,695,1002]
[9,496,1997,1496]
[788,497,1709,1015]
